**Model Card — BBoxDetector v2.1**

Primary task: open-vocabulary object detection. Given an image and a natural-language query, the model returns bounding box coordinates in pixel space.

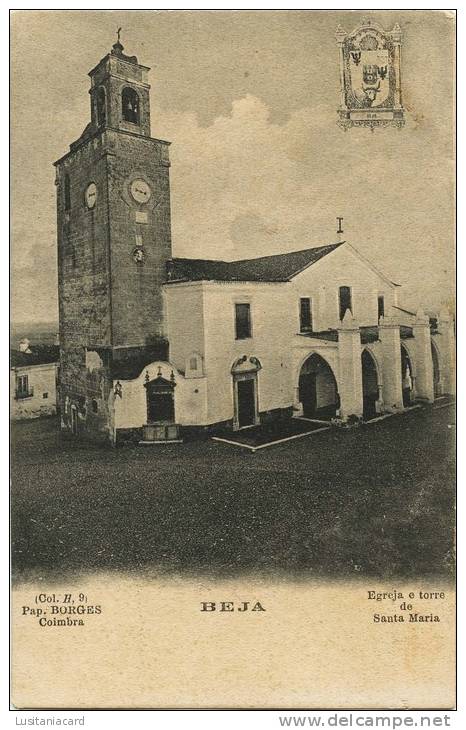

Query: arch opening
[298,353,339,420]
[401,344,414,407]
[431,340,442,397]
[122,87,140,124]
[361,349,380,420]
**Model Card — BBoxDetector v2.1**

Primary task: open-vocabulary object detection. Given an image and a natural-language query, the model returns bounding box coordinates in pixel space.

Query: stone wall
[56,125,172,442]
[106,131,172,345]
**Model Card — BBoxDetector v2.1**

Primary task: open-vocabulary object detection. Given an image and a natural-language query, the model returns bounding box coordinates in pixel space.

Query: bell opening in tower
[122,87,140,124]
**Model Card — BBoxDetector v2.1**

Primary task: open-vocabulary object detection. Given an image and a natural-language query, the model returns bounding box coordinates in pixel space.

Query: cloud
[12,92,454,322]
[156,95,453,311]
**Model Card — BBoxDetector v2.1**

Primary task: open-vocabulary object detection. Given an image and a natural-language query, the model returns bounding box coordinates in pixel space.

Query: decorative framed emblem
[336,19,405,130]
[132,247,145,264]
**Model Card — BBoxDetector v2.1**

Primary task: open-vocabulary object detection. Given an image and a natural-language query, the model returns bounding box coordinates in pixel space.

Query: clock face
[85,182,97,209]
[130,178,151,204]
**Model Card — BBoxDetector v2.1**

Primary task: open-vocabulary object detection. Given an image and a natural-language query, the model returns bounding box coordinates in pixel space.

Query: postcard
[10,9,456,710]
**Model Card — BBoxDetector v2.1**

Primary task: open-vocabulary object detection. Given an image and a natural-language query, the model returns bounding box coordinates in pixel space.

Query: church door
[236,378,256,428]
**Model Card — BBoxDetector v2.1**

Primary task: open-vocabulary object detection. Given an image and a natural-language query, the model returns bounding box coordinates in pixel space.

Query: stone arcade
[55,40,455,445]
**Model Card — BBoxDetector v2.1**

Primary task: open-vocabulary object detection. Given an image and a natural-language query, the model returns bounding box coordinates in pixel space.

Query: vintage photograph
[11,10,455,709]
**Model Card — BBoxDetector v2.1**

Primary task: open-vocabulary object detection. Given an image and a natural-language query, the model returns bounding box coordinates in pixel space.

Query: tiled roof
[110,341,169,380]
[297,330,339,342]
[11,345,59,368]
[167,242,344,283]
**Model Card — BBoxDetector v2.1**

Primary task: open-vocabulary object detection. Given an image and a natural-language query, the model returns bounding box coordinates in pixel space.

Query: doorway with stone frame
[231,355,262,431]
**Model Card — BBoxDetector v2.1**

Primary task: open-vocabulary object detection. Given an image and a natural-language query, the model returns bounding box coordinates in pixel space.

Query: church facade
[54,40,455,445]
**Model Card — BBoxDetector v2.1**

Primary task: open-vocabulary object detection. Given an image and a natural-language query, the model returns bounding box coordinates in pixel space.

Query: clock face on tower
[130,178,151,204]
[85,182,97,209]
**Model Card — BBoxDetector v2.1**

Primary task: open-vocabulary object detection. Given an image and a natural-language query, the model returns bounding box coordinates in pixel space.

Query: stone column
[379,316,403,411]
[411,309,434,403]
[437,307,456,395]
[337,310,363,420]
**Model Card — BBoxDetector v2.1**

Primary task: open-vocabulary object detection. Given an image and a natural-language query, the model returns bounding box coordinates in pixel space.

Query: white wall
[164,284,205,374]
[200,281,295,424]
[290,244,397,331]
[160,244,402,427]
[114,360,208,429]
[11,363,58,420]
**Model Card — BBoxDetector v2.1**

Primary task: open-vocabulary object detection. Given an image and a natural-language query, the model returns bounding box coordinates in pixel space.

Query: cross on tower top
[112,26,124,54]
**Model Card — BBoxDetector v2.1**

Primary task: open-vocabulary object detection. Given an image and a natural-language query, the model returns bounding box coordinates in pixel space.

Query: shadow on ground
[11,405,455,584]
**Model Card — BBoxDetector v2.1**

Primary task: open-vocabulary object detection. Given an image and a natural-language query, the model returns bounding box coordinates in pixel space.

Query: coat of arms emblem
[336,19,405,130]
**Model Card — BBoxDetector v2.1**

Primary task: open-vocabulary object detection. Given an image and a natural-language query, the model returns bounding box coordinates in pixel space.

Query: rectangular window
[16,374,32,399]
[189,357,198,370]
[235,303,252,340]
[378,295,385,319]
[300,298,313,332]
[339,286,352,321]
[42,392,48,399]
[17,375,28,394]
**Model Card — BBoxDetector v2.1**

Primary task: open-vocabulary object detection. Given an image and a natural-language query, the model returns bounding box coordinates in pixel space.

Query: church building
[54,39,455,445]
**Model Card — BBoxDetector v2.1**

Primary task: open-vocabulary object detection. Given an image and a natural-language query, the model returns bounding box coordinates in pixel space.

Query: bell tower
[54,35,172,442]
[88,33,151,137]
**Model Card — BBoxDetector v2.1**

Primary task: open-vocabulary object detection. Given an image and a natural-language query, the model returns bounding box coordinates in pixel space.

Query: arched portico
[298,353,339,420]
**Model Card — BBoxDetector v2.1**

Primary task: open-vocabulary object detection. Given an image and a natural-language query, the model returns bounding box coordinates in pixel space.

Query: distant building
[54,39,455,445]
[10,340,59,420]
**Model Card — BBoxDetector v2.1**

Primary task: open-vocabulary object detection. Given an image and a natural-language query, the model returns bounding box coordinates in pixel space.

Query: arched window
[64,173,71,211]
[97,87,106,126]
[122,87,140,124]
[339,286,352,320]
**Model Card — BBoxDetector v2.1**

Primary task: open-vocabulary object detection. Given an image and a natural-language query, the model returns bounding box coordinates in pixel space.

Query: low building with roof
[10,341,60,420]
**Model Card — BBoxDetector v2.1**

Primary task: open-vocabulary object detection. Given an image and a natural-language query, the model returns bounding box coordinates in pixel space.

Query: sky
[11,10,455,324]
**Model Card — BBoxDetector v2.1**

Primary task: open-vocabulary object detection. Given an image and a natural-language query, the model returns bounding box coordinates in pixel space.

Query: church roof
[167,242,345,284]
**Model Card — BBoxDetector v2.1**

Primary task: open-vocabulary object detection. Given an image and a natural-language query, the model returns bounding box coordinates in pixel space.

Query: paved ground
[11,404,455,584]
[214,416,327,447]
